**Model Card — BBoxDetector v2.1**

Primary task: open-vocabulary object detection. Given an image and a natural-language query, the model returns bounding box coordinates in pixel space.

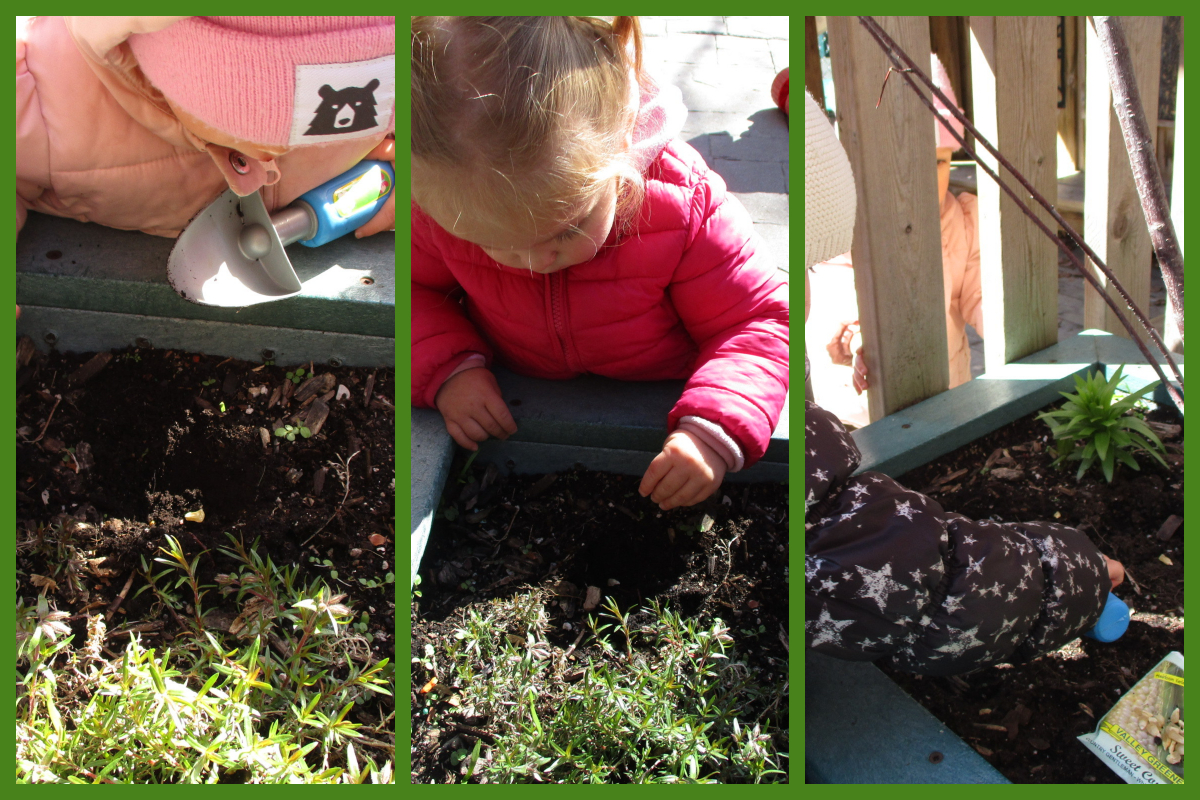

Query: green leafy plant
[275,424,312,442]
[421,591,787,783]
[1037,366,1168,482]
[200,378,217,387]
[286,367,307,385]
[17,533,394,783]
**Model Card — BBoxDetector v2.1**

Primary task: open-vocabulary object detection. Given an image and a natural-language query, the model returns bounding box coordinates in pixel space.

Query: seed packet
[1078,651,1184,784]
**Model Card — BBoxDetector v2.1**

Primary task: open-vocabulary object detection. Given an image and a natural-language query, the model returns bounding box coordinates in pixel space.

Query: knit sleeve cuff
[678,416,745,473]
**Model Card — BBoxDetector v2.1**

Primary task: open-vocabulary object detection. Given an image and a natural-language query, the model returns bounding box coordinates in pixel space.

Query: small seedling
[201,378,217,387]
[285,367,307,385]
[275,424,312,442]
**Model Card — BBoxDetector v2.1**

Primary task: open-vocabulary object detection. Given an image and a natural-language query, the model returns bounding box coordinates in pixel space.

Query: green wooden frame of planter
[16,214,395,367]
[805,329,1184,784]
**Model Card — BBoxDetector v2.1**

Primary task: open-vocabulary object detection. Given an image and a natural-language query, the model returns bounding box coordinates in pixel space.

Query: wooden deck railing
[821,16,1175,421]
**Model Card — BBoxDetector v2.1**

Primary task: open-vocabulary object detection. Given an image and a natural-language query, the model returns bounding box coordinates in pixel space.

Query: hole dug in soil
[878,406,1184,784]
[411,463,790,783]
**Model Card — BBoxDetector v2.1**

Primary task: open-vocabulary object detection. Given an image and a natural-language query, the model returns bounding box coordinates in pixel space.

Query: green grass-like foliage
[16,533,393,784]
[427,592,787,783]
[1036,366,1167,483]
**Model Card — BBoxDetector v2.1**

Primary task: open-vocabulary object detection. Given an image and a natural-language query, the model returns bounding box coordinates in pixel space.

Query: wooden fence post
[805,16,825,109]
[1083,16,1162,336]
[827,16,947,420]
[969,17,1060,373]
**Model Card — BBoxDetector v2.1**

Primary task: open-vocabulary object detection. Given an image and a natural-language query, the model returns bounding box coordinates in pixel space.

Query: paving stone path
[641,16,790,278]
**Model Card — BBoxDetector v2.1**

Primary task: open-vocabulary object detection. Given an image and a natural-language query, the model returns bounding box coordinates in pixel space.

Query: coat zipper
[548,272,582,372]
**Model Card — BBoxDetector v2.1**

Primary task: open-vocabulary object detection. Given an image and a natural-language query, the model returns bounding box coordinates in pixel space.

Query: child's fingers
[1106,556,1125,589]
[355,191,395,238]
[650,468,689,509]
[444,420,479,451]
[484,395,519,437]
[363,138,395,163]
[477,407,515,441]
[639,452,671,497]
[355,138,396,238]
[658,475,707,511]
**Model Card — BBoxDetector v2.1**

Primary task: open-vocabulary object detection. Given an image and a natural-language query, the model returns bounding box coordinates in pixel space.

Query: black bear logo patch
[305,78,380,136]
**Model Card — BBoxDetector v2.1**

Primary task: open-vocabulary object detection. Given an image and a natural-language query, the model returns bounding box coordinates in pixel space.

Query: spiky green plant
[1037,366,1168,482]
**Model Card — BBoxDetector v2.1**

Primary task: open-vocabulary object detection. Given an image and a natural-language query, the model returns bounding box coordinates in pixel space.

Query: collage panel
[804,15,1184,784]
[15,15,397,783]
[409,15,792,784]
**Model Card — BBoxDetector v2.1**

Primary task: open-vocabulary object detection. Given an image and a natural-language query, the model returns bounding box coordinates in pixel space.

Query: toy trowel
[168,160,394,307]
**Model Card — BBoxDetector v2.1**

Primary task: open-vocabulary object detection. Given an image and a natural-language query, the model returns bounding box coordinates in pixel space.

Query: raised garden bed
[410,458,790,784]
[16,343,396,781]
[805,331,1184,784]
[879,403,1184,784]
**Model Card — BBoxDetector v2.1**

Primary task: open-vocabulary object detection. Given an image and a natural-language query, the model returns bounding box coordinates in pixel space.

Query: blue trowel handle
[1083,592,1130,643]
[293,160,394,248]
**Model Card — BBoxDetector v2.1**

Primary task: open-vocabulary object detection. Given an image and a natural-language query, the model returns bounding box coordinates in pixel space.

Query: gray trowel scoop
[168,188,312,307]
[167,160,395,307]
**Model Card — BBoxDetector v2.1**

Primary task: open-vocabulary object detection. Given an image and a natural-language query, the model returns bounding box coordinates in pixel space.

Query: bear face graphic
[305,78,380,136]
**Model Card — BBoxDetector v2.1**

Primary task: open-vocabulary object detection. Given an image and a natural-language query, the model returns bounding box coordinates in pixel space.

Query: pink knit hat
[931,54,964,149]
[129,17,395,148]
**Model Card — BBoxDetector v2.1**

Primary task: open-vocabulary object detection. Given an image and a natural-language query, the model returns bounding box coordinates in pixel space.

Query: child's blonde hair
[411,16,645,243]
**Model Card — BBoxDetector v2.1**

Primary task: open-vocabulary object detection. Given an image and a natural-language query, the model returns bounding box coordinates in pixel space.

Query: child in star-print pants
[803,92,1124,676]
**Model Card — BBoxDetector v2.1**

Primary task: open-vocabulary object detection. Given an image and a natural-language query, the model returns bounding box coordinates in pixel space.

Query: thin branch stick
[28,394,62,444]
[301,450,360,547]
[856,17,1183,412]
[1092,16,1185,342]
[105,571,136,622]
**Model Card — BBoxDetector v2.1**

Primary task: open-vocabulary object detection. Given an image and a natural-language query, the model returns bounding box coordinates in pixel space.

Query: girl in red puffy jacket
[411,16,789,510]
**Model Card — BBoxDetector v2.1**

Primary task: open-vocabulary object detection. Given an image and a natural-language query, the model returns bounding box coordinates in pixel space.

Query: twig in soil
[105,572,137,622]
[301,450,360,547]
[65,601,108,621]
[108,620,165,637]
[562,625,587,660]
[503,505,521,536]
[450,724,497,744]
[1124,568,1144,596]
[26,394,62,443]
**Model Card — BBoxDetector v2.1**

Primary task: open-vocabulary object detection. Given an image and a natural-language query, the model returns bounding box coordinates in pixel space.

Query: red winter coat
[411,139,789,466]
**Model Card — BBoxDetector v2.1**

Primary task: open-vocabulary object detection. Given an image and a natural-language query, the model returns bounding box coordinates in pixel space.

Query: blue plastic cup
[1083,592,1130,642]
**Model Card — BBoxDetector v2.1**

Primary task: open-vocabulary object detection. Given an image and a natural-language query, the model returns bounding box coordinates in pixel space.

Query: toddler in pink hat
[16,16,395,243]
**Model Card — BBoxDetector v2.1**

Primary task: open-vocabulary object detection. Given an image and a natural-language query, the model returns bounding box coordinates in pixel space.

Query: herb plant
[1037,366,1168,482]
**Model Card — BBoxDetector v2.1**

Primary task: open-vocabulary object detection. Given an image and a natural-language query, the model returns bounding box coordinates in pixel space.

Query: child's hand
[826,320,859,366]
[354,137,395,239]
[639,430,727,511]
[828,320,869,393]
[851,346,868,394]
[434,367,518,451]
[1103,555,1125,590]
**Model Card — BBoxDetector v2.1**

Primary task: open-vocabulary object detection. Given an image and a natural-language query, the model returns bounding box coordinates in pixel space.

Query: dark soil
[411,462,790,783]
[15,341,396,747]
[879,405,1184,784]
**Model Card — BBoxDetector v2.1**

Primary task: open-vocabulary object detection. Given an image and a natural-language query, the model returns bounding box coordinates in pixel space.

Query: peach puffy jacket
[16,16,391,238]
